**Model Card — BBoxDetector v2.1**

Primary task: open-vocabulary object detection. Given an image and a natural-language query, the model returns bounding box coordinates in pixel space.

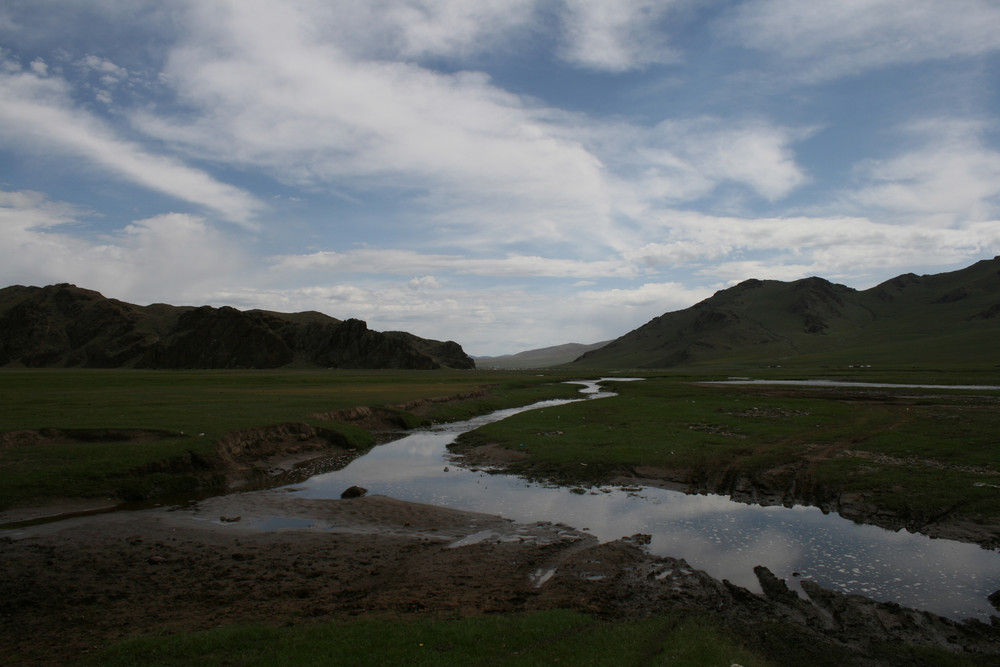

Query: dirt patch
[449,442,529,468]
[310,387,492,431]
[2,490,998,666]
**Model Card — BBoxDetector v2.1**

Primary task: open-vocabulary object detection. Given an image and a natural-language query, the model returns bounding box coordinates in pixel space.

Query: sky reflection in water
[289,381,1000,621]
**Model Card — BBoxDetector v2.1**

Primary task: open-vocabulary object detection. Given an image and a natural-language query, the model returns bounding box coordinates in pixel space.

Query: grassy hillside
[572,257,1000,370]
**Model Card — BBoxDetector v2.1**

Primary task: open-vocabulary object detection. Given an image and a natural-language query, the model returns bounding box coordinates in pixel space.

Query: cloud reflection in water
[289,382,1000,621]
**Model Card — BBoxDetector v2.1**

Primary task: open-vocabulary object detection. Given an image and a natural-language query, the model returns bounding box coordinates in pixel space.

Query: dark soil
[2,491,999,666]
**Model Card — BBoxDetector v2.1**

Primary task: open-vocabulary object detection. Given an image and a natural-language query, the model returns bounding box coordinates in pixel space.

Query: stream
[285,379,1000,622]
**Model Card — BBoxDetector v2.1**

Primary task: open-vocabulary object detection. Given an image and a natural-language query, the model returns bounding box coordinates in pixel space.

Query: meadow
[0,369,581,510]
[456,373,1000,534]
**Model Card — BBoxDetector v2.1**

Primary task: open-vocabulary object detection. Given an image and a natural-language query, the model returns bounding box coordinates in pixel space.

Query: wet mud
[2,491,999,666]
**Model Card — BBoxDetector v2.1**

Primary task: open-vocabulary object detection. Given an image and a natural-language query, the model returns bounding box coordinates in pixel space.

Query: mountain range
[0,284,474,370]
[571,256,1000,369]
[474,341,610,369]
[3,256,997,371]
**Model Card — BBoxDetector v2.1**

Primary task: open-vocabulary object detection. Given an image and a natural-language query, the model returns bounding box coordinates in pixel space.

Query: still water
[288,380,1000,621]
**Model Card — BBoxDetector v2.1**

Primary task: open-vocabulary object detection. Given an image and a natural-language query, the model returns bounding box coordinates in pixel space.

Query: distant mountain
[572,257,1000,369]
[475,341,610,369]
[0,284,475,370]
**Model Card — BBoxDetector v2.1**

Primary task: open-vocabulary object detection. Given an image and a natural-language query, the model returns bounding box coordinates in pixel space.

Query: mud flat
[2,489,999,665]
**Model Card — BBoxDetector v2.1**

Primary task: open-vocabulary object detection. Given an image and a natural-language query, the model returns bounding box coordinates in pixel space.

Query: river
[285,379,1000,621]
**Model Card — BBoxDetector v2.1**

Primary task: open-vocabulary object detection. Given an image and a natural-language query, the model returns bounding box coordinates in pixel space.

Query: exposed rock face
[0,284,475,370]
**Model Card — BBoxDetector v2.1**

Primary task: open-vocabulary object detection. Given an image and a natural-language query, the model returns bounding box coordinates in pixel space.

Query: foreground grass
[457,375,1000,524]
[90,610,772,667]
[0,369,582,510]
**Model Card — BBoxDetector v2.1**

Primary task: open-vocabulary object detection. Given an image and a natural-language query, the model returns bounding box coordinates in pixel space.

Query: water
[288,379,1000,621]
[710,379,1000,391]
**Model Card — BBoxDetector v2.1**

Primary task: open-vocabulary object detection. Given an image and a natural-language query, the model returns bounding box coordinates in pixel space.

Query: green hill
[571,257,1000,370]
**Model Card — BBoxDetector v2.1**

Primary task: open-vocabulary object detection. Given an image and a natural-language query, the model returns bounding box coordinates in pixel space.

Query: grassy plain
[456,373,1000,525]
[90,610,772,667]
[0,369,581,510]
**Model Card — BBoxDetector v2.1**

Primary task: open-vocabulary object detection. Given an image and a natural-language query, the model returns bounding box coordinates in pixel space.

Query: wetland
[2,369,1000,665]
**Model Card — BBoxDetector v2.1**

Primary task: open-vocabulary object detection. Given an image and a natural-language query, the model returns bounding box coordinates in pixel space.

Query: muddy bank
[2,490,998,666]
[0,394,430,523]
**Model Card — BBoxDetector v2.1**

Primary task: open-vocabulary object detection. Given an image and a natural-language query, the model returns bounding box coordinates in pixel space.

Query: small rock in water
[989,589,1000,611]
[341,485,368,499]
[220,516,241,523]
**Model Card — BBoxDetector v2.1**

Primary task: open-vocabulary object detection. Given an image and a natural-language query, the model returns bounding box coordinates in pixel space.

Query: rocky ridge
[0,283,474,369]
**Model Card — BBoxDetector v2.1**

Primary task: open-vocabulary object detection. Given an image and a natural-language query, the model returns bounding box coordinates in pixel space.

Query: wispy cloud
[558,0,683,71]
[0,58,263,225]
[723,0,1000,81]
[630,209,998,284]
[844,119,1000,224]
[0,189,247,300]
[270,248,637,280]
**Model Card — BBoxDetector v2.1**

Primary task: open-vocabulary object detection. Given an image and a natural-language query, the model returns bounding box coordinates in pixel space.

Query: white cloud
[407,275,441,290]
[79,54,128,82]
[383,0,539,59]
[0,189,245,302]
[844,119,1000,224]
[558,0,682,71]
[595,118,810,226]
[576,280,712,310]
[629,209,999,285]
[270,248,636,280]
[0,61,263,225]
[121,1,626,249]
[117,2,811,254]
[724,0,1000,80]
[647,118,809,202]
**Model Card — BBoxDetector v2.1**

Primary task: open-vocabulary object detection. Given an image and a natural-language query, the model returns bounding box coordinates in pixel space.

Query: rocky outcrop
[0,284,475,369]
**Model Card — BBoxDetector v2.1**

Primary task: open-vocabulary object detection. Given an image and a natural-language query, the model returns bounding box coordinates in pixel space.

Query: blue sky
[1,1,999,356]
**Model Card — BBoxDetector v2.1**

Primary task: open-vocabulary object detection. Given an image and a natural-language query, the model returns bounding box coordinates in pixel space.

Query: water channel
[285,379,1000,621]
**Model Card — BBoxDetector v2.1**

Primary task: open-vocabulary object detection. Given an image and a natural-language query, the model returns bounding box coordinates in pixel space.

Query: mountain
[572,257,1000,369]
[0,284,475,370]
[475,341,610,369]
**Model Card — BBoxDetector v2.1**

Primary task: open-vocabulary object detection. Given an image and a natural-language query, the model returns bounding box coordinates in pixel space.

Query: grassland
[454,372,1000,541]
[0,368,582,511]
[89,610,776,667]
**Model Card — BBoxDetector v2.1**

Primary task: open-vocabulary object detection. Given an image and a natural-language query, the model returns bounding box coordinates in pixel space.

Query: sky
[1,1,999,356]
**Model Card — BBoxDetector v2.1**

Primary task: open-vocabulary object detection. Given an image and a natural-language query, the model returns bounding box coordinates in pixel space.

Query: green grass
[0,369,582,510]
[89,610,772,667]
[455,376,1000,522]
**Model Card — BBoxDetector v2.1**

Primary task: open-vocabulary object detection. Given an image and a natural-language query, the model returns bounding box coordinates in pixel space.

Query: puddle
[531,567,557,587]
[287,379,1000,621]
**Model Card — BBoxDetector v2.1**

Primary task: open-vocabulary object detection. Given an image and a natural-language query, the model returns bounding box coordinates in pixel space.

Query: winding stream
[286,379,1000,621]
